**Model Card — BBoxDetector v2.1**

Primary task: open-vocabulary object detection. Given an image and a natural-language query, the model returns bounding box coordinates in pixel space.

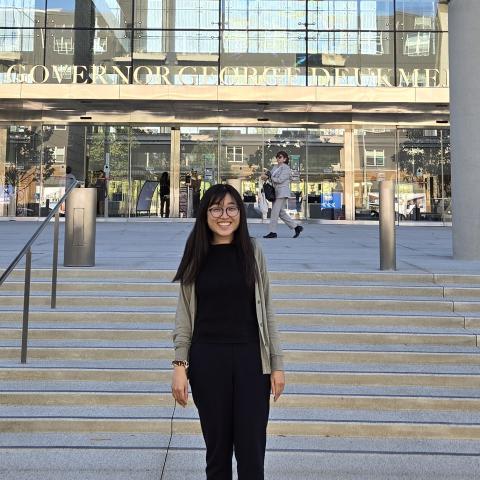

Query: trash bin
[64,188,97,267]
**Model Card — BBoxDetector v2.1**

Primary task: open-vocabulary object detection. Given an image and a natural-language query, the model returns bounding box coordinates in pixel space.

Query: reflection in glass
[135,0,219,29]
[45,29,131,84]
[224,0,305,30]
[353,128,396,220]
[2,126,42,217]
[131,126,170,217]
[180,127,218,218]
[397,128,450,222]
[308,0,393,31]
[396,32,448,87]
[86,126,131,217]
[0,0,46,28]
[134,30,219,85]
[306,129,345,220]
[40,125,85,217]
[0,29,44,83]
[396,0,447,31]
[219,127,263,218]
[308,32,394,86]
[221,31,306,86]
[46,0,132,28]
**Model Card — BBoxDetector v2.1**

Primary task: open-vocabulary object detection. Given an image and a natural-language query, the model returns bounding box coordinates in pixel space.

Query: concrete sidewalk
[0,221,479,274]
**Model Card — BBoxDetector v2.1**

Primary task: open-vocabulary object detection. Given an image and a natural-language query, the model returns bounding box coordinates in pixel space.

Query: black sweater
[192,244,259,343]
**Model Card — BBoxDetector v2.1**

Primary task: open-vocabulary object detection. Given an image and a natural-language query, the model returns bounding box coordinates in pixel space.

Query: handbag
[262,180,276,202]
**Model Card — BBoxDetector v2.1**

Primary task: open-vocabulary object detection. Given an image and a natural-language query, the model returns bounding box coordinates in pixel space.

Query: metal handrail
[0,180,80,363]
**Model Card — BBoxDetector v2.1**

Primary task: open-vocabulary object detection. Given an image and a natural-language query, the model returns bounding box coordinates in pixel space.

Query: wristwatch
[172,360,189,369]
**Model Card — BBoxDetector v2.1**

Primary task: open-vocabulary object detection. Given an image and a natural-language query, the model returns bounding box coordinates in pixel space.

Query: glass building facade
[0,0,450,221]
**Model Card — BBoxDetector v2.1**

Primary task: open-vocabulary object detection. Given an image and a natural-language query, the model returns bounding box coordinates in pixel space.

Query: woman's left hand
[270,370,285,402]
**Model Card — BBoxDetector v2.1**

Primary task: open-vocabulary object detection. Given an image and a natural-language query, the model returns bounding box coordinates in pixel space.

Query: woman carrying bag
[260,151,303,239]
[172,183,285,480]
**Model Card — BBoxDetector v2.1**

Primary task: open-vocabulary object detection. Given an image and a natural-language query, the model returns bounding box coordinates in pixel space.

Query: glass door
[131,126,171,217]
[180,127,218,218]
[264,128,307,220]
[86,126,130,218]
[306,129,345,220]
[2,125,42,218]
[219,127,263,218]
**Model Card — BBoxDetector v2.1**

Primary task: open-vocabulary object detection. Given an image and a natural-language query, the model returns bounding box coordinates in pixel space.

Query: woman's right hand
[171,366,189,407]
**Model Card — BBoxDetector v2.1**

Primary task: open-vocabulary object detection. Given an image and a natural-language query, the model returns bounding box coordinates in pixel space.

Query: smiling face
[207,193,240,244]
[276,153,286,164]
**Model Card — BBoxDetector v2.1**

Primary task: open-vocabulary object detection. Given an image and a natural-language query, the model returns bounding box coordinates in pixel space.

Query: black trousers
[160,194,170,217]
[188,342,271,480]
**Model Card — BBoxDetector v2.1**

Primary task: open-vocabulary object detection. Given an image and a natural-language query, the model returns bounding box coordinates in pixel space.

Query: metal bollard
[379,180,396,270]
[64,188,97,267]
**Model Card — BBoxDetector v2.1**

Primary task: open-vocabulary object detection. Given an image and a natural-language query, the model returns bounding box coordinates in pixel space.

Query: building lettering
[3,64,450,88]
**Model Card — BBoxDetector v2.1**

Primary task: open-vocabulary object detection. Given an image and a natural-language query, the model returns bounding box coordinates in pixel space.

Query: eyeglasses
[208,206,240,218]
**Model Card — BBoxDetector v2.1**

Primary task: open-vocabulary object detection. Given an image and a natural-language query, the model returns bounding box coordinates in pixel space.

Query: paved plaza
[1,220,479,274]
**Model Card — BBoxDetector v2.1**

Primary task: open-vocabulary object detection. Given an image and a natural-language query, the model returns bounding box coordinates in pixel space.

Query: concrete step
[0,295,462,314]
[2,346,480,364]
[1,368,480,389]
[3,391,480,412]
[1,416,480,440]
[5,280,480,301]
[0,311,473,329]
[0,281,452,299]
[0,328,476,347]
[8,269,480,286]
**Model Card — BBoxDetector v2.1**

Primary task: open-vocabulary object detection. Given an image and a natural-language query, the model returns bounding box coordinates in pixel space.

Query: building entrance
[0,123,450,223]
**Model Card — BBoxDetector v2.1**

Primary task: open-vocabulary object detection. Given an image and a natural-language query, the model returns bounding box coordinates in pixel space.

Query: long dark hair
[173,184,257,287]
[276,150,290,165]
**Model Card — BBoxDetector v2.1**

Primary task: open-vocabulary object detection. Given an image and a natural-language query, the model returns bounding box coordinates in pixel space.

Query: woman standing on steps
[171,183,285,480]
[261,151,303,239]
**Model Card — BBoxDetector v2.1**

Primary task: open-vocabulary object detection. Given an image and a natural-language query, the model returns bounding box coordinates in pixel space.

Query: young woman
[172,183,285,480]
[261,150,303,239]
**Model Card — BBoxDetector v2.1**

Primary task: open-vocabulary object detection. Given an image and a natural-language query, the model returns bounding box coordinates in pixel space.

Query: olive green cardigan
[173,240,284,374]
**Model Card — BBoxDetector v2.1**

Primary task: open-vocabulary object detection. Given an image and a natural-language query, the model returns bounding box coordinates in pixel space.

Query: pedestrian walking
[261,151,303,238]
[172,183,285,480]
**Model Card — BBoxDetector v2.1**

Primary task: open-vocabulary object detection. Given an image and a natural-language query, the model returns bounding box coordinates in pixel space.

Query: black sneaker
[263,232,278,239]
[293,225,303,238]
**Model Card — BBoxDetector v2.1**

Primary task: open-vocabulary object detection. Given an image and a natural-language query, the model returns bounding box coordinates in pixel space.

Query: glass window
[224,0,305,30]
[0,0,46,28]
[40,125,85,217]
[396,32,448,87]
[135,0,219,29]
[308,31,394,86]
[0,29,44,83]
[46,0,132,29]
[86,125,131,218]
[264,128,307,219]
[133,30,219,85]
[180,127,218,218]
[308,0,393,31]
[306,128,345,220]
[353,128,396,220]
[397,128,450,222]
[2,125,42,218]
[130,126,171,217]
[219,127,262,218]
[396,0,447,31]
[221,31,306,86]
[44,29,132,84]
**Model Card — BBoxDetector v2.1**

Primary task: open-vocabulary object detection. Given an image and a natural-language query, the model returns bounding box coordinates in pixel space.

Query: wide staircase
[1,269,480,476]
